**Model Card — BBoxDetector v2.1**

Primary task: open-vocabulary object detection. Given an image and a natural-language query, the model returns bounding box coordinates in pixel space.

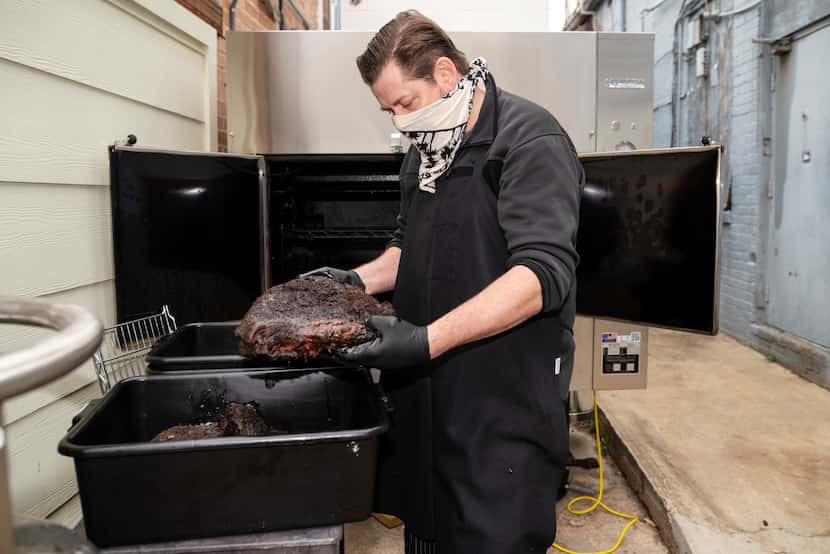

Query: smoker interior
[59,370,387,546]
[267,155,403,285]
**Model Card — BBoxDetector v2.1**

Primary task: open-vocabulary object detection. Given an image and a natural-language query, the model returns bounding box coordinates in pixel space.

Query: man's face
[371,58,459,116]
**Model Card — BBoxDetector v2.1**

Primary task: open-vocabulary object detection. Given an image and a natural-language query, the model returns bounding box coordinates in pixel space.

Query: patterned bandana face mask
[392,58,489,194]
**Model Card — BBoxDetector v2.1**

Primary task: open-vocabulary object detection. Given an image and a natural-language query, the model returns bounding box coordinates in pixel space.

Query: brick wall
[721,5,763,341]
[177,0,319,151]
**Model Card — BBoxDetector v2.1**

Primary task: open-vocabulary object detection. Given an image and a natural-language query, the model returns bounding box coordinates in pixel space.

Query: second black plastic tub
[146,322,272,372]
[59,369,388,547]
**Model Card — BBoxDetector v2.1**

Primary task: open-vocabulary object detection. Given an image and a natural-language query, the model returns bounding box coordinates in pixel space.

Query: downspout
[229,0,239,31]
[614,0,627,32]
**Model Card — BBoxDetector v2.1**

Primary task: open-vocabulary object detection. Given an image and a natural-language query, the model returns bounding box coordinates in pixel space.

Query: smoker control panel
[590,321,648,390]
[601,332,641,374]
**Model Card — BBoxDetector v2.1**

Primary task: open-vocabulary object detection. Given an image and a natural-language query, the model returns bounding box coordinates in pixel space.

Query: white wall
[0,0,216,524]
[339,0,550,31]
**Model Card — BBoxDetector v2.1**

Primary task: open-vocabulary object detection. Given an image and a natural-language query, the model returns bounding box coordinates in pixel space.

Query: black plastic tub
[59,369,389,547]
[147,321,346,374]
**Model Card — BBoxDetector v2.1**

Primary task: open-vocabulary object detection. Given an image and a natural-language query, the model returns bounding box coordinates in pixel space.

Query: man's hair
[356,10,469,86]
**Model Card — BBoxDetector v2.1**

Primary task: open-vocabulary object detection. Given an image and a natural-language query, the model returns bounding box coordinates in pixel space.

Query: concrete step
[599,328,830,554]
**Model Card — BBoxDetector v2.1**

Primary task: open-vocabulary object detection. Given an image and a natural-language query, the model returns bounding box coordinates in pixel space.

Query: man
[306,10,583,554]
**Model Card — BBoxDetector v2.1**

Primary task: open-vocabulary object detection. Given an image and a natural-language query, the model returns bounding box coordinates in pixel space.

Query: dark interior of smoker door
[266,150,718,334]
[576,148,719,334]
[267,155,402,285]
[109,148,262,324]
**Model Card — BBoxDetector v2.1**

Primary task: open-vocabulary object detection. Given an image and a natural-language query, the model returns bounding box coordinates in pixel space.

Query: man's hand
[301,266,365,289]
[338,316,430,370]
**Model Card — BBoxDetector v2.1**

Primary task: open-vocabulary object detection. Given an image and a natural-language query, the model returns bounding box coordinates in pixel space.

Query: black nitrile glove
[337,316,430,370]
[301,266,365,289]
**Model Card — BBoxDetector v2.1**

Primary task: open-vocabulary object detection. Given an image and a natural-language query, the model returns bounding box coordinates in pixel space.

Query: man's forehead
[374,63,406,90]
[372,62,413,106]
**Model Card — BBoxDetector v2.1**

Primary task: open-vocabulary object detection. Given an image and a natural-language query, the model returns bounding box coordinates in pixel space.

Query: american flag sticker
[601,332,618,343]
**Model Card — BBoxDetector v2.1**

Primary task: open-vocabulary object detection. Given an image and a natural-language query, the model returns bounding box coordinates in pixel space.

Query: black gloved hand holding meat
[301,266,365,289]
[337,315,430,370]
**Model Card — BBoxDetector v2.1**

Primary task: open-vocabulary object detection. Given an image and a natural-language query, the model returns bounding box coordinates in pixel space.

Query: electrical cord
[552,391,639,554]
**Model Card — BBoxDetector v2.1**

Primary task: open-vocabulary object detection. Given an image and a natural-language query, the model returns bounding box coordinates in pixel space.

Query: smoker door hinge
[767,179,774,200]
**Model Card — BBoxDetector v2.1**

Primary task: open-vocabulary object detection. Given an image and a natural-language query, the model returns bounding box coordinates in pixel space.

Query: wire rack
[285,228,396,240]
[93,306,177,393]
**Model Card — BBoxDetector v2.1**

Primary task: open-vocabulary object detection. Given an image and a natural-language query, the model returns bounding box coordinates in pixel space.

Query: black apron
[376,85,573,554]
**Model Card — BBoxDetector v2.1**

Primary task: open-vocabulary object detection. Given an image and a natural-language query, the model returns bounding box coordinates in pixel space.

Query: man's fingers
[300,268,330,278]
[336,339,379,362]
[366,315,398,334]
[335,346,360,361]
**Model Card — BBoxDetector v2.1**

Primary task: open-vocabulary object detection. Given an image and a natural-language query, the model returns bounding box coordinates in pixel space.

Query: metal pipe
[285,0,312,29]
[0,296,102,553]
[708,0,762,19]
[330,0,341,30]
[580,8,597,30]
[0,298,103,401]
[640,0,671,31]
[564,0,601,31]
[230,0,239,31]
[614,0,627,32]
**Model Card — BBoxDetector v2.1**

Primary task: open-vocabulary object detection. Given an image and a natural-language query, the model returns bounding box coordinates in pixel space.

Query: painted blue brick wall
[586,0,763,345]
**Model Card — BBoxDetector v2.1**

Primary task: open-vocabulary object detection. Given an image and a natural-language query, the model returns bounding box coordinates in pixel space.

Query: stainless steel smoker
[224,30,721,397]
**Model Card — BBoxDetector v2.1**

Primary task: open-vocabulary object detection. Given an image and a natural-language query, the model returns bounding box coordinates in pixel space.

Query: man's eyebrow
[379,95,409,111]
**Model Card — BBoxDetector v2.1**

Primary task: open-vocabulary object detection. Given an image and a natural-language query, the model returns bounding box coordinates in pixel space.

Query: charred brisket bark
[236,275,394,362]
[151,402,274,442]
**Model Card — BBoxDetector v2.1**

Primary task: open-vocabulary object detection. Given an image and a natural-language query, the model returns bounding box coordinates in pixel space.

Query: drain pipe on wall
[613,0,626,32]
[229,0,239,31]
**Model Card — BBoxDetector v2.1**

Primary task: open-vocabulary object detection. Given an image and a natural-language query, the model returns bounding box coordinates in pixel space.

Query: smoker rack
[284,227,396,240]
[93,306,177,394]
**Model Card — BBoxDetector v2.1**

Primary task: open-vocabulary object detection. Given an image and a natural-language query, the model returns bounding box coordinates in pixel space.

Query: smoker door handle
[0,296,103,402]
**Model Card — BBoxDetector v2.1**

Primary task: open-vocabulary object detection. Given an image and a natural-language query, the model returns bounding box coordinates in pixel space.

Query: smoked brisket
[151,402,274,443]
[236,275,394,362]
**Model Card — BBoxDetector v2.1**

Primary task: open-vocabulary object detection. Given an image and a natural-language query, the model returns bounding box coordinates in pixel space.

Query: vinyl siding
[0,0,216,524]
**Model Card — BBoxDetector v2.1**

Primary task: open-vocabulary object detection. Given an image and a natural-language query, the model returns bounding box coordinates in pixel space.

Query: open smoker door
[109,146,269,325]
[576,145,721,335]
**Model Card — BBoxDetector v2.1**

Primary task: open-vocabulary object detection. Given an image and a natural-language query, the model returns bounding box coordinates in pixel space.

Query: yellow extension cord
[551,391,639,554]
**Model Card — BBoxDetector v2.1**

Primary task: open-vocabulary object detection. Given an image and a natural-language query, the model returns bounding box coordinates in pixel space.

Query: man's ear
[433,56,458,95]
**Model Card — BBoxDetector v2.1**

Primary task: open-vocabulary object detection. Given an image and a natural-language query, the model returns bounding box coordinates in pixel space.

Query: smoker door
[576,145,721,334]
[109,146,269,325]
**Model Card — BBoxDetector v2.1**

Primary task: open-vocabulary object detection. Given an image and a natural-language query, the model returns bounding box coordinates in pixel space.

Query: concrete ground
[344,427,667,554]
[600,328,830,554]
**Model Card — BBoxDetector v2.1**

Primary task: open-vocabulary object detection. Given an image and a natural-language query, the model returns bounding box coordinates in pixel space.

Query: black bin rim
[59,369,389,459]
